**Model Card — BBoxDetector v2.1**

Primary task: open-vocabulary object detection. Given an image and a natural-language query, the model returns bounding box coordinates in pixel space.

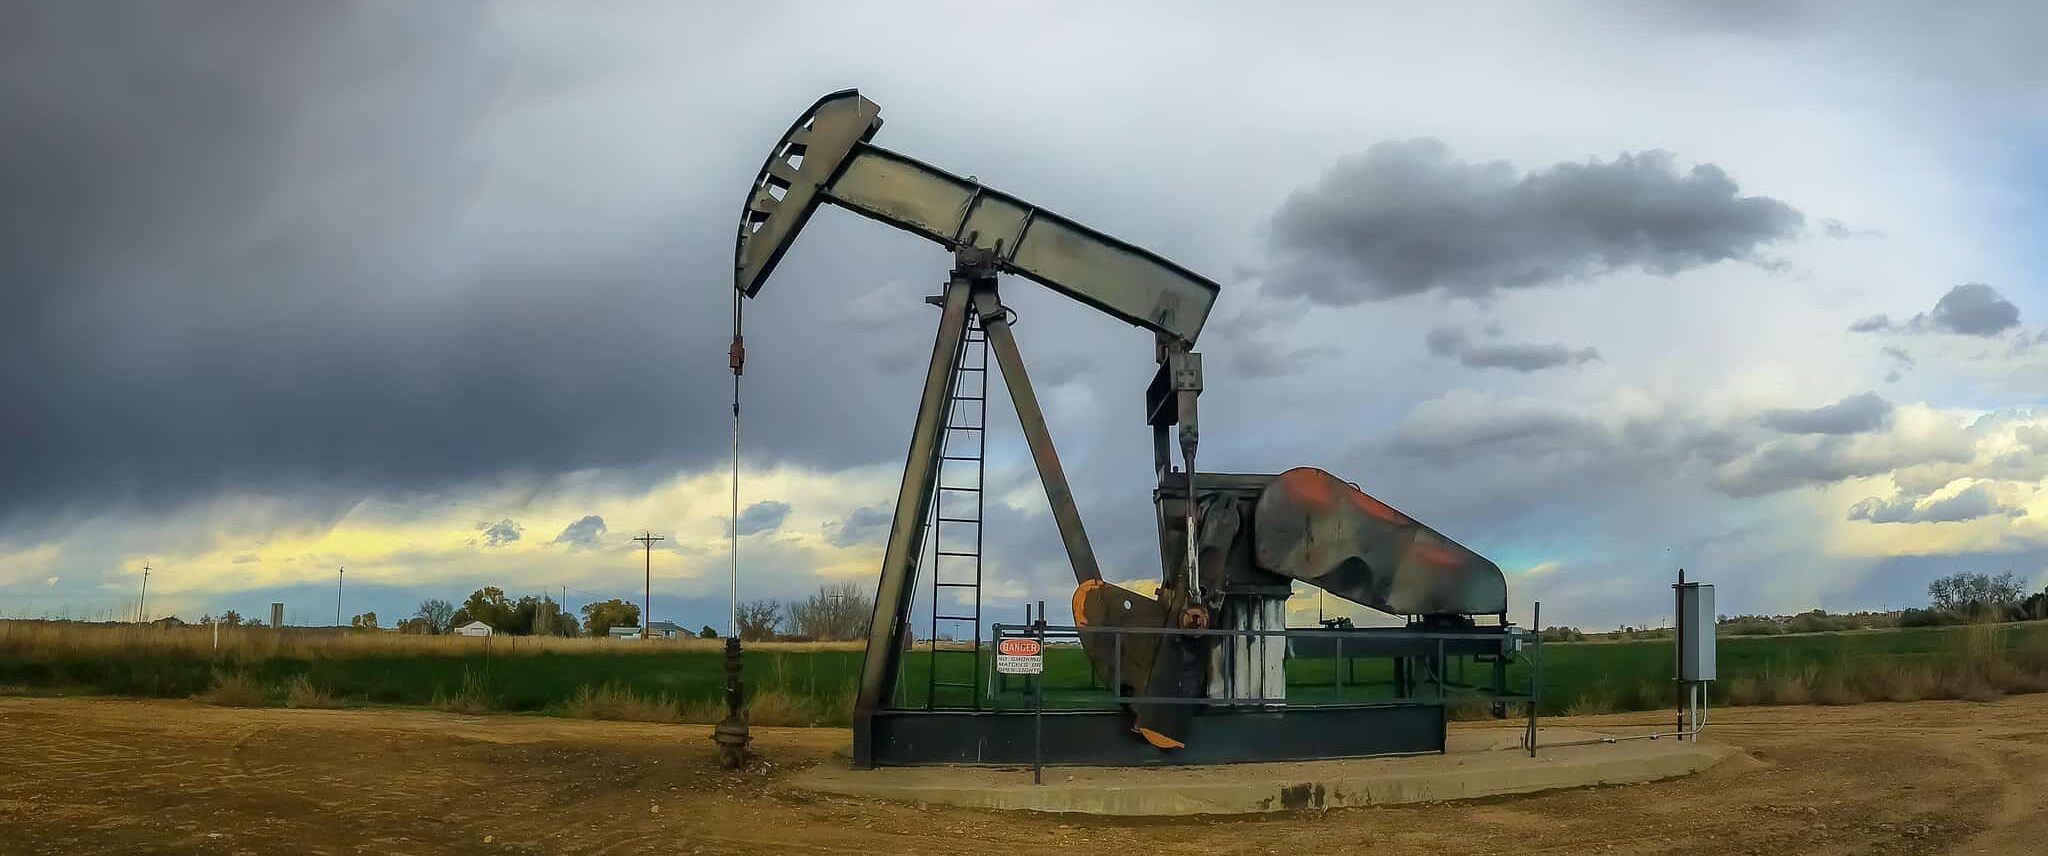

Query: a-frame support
[853,247,1106,767]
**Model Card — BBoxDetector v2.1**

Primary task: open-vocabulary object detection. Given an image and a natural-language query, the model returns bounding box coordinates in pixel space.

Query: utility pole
[336,566,345,628]
[632,532,664,639]
[137,561,151,623]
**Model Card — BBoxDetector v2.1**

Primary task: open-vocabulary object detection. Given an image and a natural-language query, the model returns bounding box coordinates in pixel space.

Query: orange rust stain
[1347,488,1413,525]
[1071,579,1105,627]
[1134,727,1187,750]
[1409,540,1462,568]
[1276,468,1335,513]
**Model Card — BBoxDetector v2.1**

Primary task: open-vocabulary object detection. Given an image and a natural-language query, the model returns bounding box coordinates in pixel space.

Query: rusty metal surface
[1253,467,1507,617]
[1072,579,1164,692]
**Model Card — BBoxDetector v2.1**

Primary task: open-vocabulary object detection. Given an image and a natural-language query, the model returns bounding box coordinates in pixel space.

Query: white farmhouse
[455,620,493,637]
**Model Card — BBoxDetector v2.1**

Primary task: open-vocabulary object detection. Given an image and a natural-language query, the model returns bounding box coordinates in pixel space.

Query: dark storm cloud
[1389,395,1605,462]
[1710,429,1978,498]
[0,5,945,524]
[476,519,523,547]
[1928,284,2020,336]
[1424,327,1600,372]
[1265,139,1802,304]
[825,505,891,548]
[1847,483,2016,524]
[551,514,607,546]
[1758,392,1891,435]
[1848,284,2021,337]
[735,501,791,537]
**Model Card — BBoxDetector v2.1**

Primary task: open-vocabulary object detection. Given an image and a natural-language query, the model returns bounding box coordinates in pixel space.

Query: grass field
[5,619,2047,724]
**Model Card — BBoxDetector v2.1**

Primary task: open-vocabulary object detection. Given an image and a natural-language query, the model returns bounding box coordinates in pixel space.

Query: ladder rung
[933,680,978,688]
[935,581,979,588]
[958,365,986,372]
[951,395,985,402]
[940,456,981,462]
[939,485,980,492]
[935,614,980,622]
[947,424,983,431]
[936,550,979,557]
[936,516,980,523]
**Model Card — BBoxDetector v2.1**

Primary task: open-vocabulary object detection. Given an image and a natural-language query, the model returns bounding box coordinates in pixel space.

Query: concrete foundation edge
[790,740,1737,816]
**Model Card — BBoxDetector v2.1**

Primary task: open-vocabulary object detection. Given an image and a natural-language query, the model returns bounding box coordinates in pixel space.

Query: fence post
[1033,612,1045,785]
[1527,601,1542,757]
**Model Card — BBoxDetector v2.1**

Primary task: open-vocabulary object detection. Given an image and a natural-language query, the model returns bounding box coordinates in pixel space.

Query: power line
[136,561,151,624]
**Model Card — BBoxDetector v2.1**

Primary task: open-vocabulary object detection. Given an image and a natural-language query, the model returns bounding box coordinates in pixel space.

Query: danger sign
[996,637,1042,674]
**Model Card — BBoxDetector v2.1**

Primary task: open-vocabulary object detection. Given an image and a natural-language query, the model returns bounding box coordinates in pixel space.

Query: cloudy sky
[4,2,2047,632]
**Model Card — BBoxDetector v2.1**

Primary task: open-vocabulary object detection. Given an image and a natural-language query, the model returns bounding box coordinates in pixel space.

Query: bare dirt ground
[3,695,2046,855]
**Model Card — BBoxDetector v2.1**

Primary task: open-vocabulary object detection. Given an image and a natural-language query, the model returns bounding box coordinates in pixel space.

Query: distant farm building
[455,620,493,637]
[645,620,685,639]
[608,625,643,640]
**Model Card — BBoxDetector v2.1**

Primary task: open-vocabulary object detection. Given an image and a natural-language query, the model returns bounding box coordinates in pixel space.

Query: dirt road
[3,695,2045,855]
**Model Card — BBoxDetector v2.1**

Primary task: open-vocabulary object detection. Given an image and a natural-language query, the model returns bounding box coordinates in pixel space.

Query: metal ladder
[925,313,990,709]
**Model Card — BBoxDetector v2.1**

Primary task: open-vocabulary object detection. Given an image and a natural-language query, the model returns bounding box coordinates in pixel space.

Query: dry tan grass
[1868,664,1938,702]
[1443,696,1501,721]
[0,619,861,660]
[680,687,852,727]
[199,670,268,707]
[283,675,342,709]
[431,668,494,715]
[562,683,681,723]
[1562,682,1616,716]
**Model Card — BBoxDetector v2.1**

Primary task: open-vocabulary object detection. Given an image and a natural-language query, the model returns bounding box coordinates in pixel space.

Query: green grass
[6,622,2047,722]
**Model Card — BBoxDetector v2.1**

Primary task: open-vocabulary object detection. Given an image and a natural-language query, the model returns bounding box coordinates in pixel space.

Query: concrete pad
[788,727,1737,816]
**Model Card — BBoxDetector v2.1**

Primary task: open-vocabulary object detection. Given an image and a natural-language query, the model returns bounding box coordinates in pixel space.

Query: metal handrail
[978,620,1537,712]
[991,622,1528,641]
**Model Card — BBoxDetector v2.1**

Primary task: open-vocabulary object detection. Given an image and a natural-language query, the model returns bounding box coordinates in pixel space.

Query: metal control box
[1677,583,1716,681]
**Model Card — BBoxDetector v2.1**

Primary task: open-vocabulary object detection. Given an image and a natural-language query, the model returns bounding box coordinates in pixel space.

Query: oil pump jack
[737,91,1515,767]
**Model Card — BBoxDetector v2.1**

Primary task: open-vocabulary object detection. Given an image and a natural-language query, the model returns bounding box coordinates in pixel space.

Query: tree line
[733,581,874,641]
[340,582,874,641]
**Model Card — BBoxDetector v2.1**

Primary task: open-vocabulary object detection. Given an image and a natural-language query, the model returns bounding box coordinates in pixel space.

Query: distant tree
[413,599,455,634]
[735,599,782,641]
[788,582,872,641]
[348,611,379,630]
[1899,607,1964,628]
[217,609,245,627]
[548,605,581,638]
[698,625,720,639]
[1928,571,2025,616]
[2022,590,2048,622]
[453,586,514,630]
[508,595,578,637]
[580,599,640,637]
[395,617,432,634]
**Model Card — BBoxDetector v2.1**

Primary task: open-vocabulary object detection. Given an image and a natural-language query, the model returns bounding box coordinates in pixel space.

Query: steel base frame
[855,702,1446,767]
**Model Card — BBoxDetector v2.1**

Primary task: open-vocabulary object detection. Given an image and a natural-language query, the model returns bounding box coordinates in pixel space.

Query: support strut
[853,268,973,767]
[972,283,1102,586]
